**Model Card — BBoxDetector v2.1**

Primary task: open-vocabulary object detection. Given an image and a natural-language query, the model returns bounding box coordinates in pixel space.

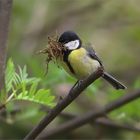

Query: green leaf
[16,89,55,107]
[5,58,16,92]
[29,82,38,97]
[4,58,56,108]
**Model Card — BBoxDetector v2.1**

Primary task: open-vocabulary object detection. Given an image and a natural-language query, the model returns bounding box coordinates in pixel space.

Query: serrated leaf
[5,58,16,92]
[4,59,56,108]
[29,82,38,97]
[18,65,28,82]
[16,89,55,107]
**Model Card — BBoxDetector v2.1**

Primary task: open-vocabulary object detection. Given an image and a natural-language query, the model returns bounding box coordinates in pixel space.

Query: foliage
[0,59,55,107]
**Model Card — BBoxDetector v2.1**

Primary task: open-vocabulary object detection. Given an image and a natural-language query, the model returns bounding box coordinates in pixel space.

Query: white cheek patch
[64,40,80,50]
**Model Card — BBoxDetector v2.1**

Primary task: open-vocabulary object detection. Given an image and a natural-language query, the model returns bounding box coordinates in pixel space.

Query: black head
[58,31,81,50]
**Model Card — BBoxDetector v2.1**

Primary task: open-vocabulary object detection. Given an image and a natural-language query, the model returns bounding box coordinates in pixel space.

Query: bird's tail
[102,72,126,90]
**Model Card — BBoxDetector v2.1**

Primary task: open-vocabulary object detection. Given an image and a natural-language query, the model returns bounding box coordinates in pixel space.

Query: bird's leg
[77,80,83,87]
[69,80,79,94]
[69,80,83,94]
[58,96,63,102]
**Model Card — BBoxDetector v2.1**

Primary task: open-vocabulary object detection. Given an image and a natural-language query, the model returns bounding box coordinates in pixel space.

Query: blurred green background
[1,0,140,139]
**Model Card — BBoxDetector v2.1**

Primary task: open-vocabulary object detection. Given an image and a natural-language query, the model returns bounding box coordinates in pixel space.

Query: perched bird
[58,31,126,89]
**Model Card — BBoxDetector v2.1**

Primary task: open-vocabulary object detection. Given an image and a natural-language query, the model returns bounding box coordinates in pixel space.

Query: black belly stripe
[63,51,75,74]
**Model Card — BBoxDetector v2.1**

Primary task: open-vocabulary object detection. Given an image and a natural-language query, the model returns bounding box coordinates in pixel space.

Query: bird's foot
[69,80,83,94]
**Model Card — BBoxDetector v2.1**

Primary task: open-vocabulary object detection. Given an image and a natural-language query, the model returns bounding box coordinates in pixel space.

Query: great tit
[58,31,126,89]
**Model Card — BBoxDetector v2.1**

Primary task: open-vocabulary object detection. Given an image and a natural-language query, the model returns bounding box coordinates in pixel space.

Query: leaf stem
[6,92,15,103]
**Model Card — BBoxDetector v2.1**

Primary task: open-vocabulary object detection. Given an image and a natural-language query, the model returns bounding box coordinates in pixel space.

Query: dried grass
[38,35,65,73]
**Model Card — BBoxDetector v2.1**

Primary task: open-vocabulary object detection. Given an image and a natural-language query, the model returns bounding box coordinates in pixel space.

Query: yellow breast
[68,48,100,79]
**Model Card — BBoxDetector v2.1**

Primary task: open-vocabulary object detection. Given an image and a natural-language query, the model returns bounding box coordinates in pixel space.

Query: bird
[58,31,126,90]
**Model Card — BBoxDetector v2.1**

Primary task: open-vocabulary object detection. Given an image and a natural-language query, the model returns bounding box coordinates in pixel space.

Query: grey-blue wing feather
[83,44,126,90]
[84,44,103,66]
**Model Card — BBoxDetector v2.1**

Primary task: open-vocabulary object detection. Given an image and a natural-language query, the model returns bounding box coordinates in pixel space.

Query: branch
[24,68,103,140]
[42,109,140,133]
[0,0,13,91]
[94,118,140,132]
[59,112,140,133]
[39,89,140,139]
[40,115,140,139]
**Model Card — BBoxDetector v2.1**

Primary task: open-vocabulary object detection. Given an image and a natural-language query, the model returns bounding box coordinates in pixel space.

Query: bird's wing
[84,43,103,66]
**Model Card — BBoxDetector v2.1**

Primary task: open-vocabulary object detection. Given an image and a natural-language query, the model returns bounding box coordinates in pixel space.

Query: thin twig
[42,108,139,133]
[24,68,104,140]
[59,112,139,132]
[62,112,140,132]
[60,112,140,132]
[40,115,140,139]
[39,89,140,139]
[94,118,140,132]
[0,0,13,91]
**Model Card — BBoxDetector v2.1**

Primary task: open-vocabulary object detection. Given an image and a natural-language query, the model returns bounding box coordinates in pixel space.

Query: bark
[0,0,13,91]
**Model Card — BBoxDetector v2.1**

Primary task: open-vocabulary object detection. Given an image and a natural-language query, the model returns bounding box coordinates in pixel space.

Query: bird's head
[58,31,82,51]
